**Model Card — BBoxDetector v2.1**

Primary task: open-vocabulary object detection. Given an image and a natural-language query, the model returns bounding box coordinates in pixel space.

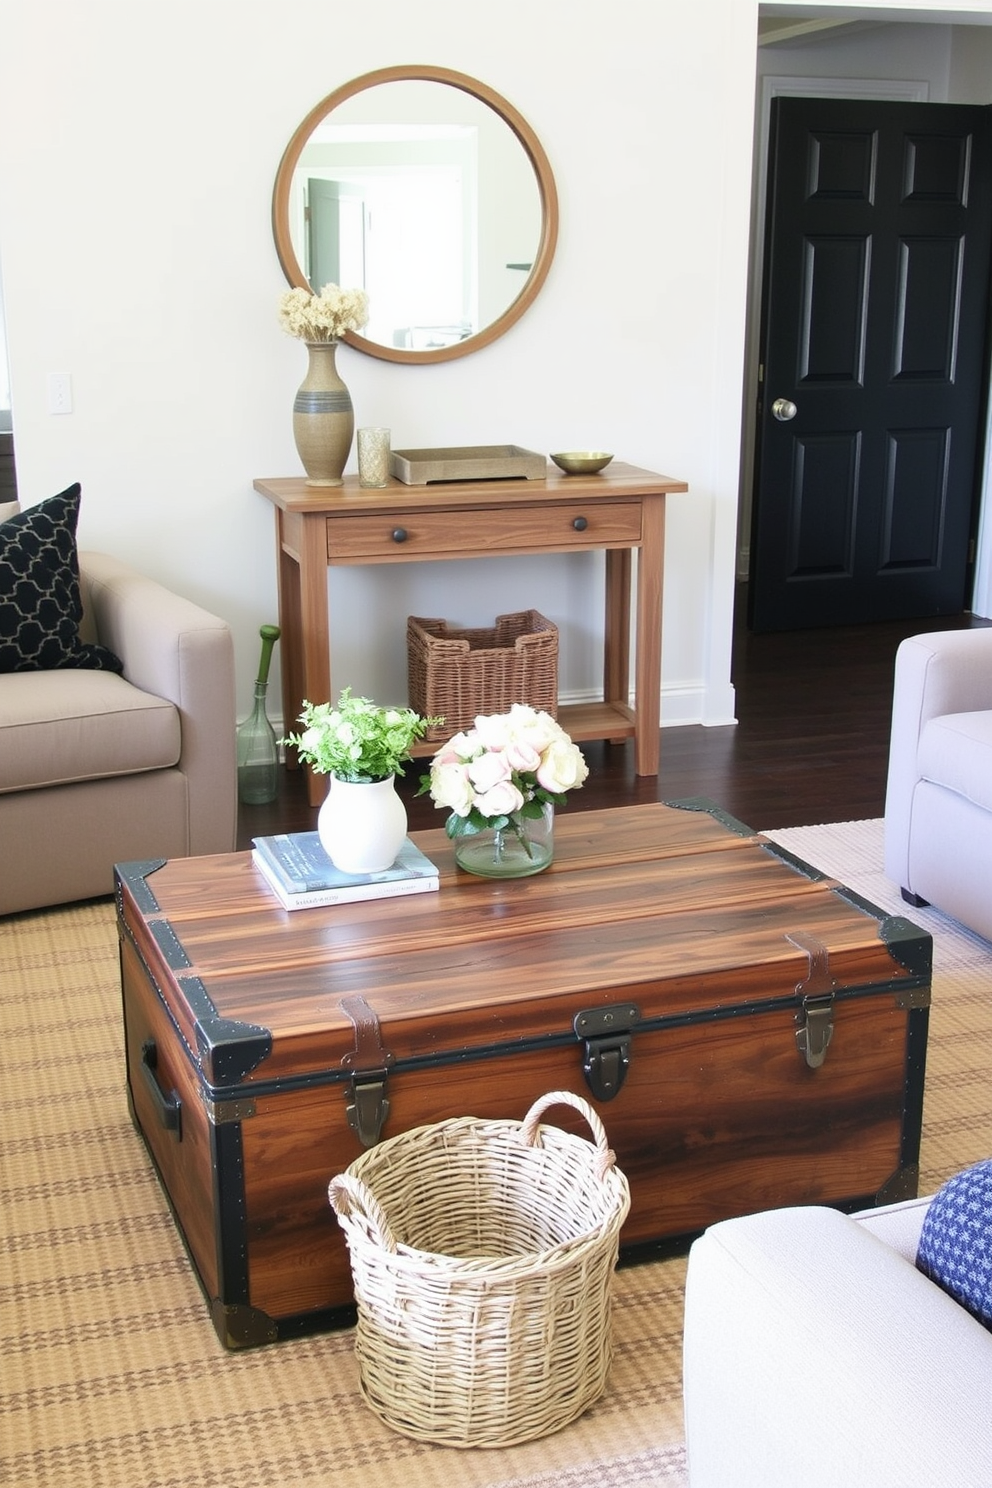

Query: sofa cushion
[0,670,181,792]
[918,710,992,815]
[916,1159,992,1329]
[0,484,124,674]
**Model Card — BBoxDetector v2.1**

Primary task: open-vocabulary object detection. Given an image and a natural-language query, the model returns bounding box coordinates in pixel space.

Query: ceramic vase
[317,774,408,874]
[292,340,354,487]
[453,802,554,879]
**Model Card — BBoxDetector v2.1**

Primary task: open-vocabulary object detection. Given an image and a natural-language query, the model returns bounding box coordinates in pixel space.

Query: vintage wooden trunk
[116,801,931,1348]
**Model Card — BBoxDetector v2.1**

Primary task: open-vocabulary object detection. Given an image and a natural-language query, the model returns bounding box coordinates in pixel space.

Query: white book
[251,843,439,911]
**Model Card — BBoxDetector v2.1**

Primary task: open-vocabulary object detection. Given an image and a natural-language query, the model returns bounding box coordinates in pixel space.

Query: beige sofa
[0,549,237,915]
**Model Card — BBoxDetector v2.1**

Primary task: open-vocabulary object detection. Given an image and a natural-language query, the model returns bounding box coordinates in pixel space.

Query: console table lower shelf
[117,800,931,1349]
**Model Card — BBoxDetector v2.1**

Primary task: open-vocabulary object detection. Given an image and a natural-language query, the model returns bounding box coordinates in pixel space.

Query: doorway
[742,16,992,635]
[749,95,992,631]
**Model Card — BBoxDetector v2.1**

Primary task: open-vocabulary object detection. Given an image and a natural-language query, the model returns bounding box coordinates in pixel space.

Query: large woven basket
[328,1090,631,1448]
[407,610,558,743]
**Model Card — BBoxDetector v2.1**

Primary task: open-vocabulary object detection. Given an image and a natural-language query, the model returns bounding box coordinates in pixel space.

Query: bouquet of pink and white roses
[420,704,589,843]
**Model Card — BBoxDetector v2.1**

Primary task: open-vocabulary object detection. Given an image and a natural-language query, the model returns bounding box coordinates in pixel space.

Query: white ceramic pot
[317,774,408,874]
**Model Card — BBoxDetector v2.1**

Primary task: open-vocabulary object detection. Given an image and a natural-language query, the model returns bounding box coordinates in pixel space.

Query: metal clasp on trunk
[787,930,837,1069]
[340,995,395,1148]
[346,1075,391,1150]
[574,1004,639,1101]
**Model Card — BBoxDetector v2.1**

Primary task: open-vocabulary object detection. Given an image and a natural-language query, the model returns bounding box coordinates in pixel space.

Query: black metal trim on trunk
[207,1117,269,1346]
[180,976,273,1087]
[115,859,167,915]
[663,795,757,838]
[901,1002,931,1174]
[117,864,274,1086]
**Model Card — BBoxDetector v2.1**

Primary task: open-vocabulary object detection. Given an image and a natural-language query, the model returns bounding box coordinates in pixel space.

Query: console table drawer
[326,502,643,562]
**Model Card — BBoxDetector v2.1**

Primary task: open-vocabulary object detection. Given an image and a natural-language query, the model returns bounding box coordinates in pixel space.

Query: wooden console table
[254,462,688,807]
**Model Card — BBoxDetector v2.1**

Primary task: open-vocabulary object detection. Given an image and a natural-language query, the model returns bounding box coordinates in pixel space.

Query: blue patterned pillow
[0,484,123,674]
[916,1159,992,1329]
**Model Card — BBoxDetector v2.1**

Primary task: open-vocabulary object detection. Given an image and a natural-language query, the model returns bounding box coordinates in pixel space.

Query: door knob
[772,398,798,422]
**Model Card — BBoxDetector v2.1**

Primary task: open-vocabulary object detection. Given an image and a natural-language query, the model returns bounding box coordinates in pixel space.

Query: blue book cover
[252,831,438,894]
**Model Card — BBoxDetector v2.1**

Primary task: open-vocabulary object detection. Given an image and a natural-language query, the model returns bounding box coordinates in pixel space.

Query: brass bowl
[550,451,614,475]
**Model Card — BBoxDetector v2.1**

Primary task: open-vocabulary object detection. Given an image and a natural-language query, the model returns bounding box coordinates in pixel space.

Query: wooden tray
[390,445,547,484]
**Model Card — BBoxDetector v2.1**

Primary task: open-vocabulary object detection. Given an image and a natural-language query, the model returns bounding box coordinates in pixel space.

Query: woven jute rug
[2,819,990,1487]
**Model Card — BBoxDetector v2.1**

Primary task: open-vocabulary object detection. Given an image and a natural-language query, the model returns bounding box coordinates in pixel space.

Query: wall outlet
[48,372,72,415]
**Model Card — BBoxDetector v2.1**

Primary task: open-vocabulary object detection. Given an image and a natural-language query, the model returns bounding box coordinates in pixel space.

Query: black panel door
[750,98,992,632]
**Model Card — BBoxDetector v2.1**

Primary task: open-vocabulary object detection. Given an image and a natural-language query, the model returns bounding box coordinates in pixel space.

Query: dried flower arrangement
[277,284,370,342]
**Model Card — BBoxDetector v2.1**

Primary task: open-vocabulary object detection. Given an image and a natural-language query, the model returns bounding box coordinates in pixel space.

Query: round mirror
[272,66,559,364]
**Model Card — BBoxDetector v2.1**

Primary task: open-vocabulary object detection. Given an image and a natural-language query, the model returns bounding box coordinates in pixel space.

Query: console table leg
[280,510,332,808]
[274,511,303,774]
[604,549,632,745]
[634,499,665,776]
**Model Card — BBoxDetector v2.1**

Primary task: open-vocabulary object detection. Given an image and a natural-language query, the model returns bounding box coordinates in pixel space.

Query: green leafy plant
[282,688,440,783]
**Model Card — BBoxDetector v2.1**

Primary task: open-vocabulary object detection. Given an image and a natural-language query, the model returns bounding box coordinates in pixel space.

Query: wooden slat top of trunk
[116,802,929,1087]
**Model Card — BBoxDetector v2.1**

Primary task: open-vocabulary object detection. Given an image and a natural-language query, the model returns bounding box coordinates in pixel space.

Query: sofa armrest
[80,551,237,856]
[851,1192,931,1260]
[683,1205,992,1488]
[884,628,992,892]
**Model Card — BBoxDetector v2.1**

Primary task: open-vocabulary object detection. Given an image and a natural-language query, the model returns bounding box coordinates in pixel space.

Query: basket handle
[519,1090,618,1182]
[328,1172,399,1253]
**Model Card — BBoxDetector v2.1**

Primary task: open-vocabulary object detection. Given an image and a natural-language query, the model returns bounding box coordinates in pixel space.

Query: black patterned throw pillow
[916,1159,992,1329]
[0,483,123,674]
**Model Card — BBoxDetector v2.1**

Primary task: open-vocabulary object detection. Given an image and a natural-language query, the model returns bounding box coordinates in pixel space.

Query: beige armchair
[883,627,992,941]
[0,550,236,915]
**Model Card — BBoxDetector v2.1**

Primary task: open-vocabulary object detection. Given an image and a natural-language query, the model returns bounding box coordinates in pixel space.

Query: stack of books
[252,831,440,910]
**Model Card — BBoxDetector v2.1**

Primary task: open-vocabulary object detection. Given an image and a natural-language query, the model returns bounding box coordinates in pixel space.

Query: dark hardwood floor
[237,595,991,850]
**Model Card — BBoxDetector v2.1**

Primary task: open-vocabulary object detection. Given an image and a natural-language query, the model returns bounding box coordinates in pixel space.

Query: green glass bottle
[237,624,280,805]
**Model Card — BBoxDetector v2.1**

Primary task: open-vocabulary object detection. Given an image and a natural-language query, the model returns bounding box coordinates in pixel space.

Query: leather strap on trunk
[340,995,395,1148]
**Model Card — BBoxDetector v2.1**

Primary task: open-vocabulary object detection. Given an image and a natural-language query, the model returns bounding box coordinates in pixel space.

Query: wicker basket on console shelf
[407,609,558,743]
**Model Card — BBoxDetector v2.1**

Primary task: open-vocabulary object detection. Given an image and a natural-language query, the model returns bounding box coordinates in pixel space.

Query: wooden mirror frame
[272,65,559,365]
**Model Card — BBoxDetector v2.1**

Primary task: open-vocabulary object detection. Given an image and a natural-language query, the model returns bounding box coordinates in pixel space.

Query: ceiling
[757,16,886,45]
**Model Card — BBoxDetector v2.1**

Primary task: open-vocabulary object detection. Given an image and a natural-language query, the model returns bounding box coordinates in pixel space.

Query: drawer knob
[391,527,408,543]
[572,515,588,532]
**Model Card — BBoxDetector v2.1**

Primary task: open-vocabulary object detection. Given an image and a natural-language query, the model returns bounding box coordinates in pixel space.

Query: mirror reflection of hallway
[307,179,367,296]
[307,160,473,349]
[272,66,558,364]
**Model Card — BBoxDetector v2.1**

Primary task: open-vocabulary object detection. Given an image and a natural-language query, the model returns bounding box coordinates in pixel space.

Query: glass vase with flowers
[419,704,589,878]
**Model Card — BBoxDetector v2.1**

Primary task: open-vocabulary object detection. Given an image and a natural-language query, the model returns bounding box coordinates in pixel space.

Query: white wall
[1,0,985,741]
[0,0,759,736]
